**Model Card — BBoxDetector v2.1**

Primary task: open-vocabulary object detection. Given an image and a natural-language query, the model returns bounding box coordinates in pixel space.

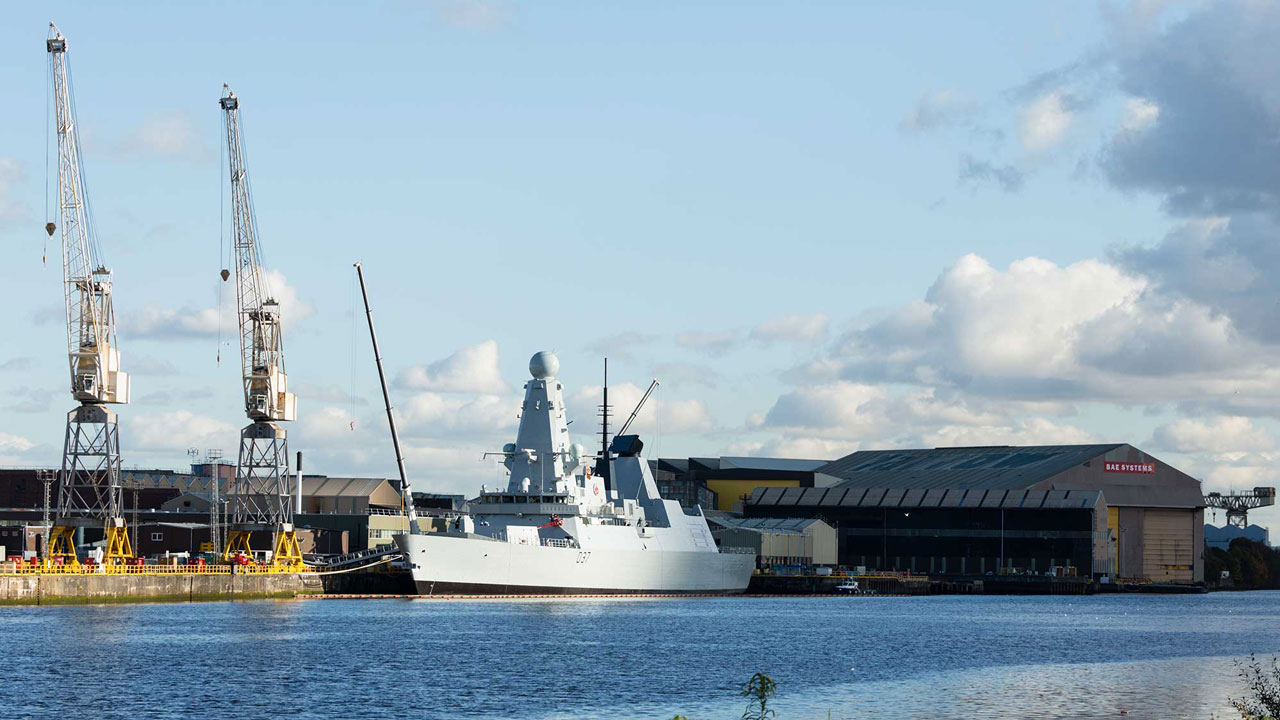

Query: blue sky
[2,1,1278,529]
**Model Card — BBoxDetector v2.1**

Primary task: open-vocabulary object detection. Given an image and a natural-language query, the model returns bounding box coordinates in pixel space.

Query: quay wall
[0,572,323,605]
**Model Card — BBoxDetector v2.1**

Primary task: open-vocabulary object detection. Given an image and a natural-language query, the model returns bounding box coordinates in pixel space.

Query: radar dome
[529,351,560,379]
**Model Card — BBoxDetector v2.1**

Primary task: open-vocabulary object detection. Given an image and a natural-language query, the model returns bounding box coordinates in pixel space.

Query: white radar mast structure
[499,352,607,505]
[45,24,133,566]
[219,84,301,567]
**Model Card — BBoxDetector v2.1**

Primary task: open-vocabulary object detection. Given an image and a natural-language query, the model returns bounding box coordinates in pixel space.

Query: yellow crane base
[272,530,303,569]
[104,524,133,565]
[223,530,303,570]
[47,526,79,566]
[223,530,253,562]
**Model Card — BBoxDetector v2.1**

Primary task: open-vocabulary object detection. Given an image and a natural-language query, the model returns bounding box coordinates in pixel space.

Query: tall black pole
[354,262,417,532]
[599,358,611,494]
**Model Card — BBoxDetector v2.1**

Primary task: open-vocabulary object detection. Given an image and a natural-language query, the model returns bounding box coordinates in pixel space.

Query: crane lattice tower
[219,85,301,567]
[46,25,133,565]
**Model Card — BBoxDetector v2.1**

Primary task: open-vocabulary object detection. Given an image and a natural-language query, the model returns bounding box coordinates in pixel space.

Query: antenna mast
[354,262,418,532]
[597,358,612,494]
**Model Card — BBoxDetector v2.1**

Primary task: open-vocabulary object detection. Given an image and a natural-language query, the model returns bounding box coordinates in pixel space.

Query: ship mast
[354,262,418,533]
[597,358,611,495]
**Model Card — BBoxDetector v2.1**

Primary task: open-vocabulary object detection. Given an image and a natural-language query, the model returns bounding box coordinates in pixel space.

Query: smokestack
[295,451,303,515]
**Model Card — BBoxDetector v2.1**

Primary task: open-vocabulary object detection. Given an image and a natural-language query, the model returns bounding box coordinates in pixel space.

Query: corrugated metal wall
[1142,509,1194,583]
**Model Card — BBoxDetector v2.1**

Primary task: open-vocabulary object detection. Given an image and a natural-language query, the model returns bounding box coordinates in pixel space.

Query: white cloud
[115,111,208,161]
[397,340,510,394]
[1100,2,1280,215]
[568,382,714,438]
[293,383,368,406]
[1119,97,1160,135]
[721,436,855,461]
[924,253,1145,377]
[398,391,518,438]
[1018,89,1074,153]
[922,418,1096,448]
[763,382,1002,441]
[0,432,35,454]
[126,410,238,452]
[403,443,508,493]
[259,269,316,325]
[127,268,310,341]
[128,306,223,339]
[752,380,1096,461]
[1199,457,1280,494]
[0,431,40,465]
[741,247,1280,468]
[286,405,506,495]
[297,405,362,444]
[1151,416,1274,454]
[751,313,829,343]
[814,251,1280,412]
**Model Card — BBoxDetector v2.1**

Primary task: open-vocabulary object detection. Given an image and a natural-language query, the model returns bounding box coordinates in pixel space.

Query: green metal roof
[818,444,1126,491]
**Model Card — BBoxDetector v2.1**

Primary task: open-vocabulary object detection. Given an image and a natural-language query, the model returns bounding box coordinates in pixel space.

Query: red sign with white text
[1104,461,1154,474]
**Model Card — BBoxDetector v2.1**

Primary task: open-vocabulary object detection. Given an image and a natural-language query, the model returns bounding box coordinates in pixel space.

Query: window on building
[151,532,163,541]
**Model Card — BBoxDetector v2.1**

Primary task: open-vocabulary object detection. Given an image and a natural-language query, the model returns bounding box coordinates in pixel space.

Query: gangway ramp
[306,545,403,573]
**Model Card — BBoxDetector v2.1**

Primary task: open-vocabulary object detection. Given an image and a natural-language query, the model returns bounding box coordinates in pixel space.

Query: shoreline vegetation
[1233,654,1280,720]
[1207,539,1280,590]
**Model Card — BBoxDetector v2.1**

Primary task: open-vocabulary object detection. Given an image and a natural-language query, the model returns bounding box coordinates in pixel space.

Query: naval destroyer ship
[393,351,755,595]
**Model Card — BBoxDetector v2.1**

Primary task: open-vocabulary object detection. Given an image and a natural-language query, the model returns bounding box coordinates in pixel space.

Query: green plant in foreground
[740,672,778,720]
[1232,653,1280,719]
[672,671,778,720]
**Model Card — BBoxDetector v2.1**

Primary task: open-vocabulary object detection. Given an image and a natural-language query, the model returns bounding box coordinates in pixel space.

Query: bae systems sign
[1104,461,1155,474]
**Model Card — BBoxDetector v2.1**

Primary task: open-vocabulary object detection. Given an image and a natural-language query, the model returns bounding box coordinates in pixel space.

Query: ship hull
[396,532,755,596]
[411,581,743,596]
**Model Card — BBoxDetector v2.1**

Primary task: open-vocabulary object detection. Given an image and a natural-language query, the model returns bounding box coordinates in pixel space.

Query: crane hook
[220,269,230,282]
[45,222,55,237]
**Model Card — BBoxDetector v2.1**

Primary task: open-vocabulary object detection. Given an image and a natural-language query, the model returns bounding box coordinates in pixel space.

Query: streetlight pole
[882,509,888,570]
[1000,509,1005,575]
[1119,527,1126,579]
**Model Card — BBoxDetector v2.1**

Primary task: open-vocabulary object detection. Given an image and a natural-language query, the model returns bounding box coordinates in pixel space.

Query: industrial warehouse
[654,443,1255,586]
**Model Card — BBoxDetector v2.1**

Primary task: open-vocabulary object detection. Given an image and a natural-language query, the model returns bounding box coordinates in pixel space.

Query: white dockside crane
[45,24,133,566]
[219,84,301,567]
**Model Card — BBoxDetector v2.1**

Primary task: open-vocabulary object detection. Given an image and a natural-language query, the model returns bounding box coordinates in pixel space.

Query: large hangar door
[1142,509,1194,583]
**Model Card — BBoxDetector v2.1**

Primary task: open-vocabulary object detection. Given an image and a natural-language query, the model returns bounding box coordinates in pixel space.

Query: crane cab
[250,393,270,416]
[71,346,129,405]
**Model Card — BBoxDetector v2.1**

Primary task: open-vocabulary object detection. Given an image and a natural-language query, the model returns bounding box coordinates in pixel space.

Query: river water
[2,592,1276,719]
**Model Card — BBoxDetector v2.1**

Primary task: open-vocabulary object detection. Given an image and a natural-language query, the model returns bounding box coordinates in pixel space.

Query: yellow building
[662,457,830,512]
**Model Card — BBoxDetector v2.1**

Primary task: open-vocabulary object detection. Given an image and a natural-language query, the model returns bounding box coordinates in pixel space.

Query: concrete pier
[0,572,322,605]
